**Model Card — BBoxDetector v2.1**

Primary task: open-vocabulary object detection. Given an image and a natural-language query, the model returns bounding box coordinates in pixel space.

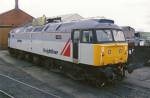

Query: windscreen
[96,30,113,42]
[113,30,125,41]
[96,29,125,42]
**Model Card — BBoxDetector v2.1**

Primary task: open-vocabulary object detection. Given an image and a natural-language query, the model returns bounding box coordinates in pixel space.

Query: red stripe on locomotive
[63,44,71,57]
[61,39,71,56]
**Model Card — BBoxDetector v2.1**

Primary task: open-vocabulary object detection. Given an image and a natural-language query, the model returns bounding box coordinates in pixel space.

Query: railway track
[0,73,61,98]
[0,90,15,98]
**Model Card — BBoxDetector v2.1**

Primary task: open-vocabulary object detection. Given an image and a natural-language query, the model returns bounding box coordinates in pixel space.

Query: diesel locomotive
[8,18,128,85]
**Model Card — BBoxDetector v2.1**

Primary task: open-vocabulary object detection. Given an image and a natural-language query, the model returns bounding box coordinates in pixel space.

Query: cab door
[72,30,80,63]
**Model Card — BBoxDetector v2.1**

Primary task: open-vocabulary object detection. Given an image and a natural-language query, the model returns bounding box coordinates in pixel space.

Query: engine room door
[72,30,80,63]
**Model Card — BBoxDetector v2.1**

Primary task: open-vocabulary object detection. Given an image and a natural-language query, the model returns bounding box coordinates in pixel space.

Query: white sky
[0,0,150,31]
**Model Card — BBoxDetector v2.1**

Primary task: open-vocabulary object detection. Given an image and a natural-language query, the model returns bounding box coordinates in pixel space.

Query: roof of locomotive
[10,19,122,33]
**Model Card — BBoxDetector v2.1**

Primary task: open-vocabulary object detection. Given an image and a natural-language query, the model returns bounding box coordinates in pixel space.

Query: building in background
[135,31,150,46]
[0,0,33,49]
[49,13,84,22]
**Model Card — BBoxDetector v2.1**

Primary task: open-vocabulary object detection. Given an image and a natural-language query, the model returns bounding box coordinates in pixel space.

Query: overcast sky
[0,0,150,31]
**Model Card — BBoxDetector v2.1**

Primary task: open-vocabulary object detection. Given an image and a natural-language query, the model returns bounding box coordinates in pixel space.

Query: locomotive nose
[93,43,128,66]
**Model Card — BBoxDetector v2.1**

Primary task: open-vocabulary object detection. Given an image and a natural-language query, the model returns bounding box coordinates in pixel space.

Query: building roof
[0,8,33,26]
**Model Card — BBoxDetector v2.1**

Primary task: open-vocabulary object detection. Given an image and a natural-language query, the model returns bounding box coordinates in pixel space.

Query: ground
[0,50,150,98]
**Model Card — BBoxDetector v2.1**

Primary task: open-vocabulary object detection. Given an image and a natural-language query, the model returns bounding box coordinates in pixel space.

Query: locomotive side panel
[9,33,32,52]
[79,43,94,65]
[31,33,73,62]
[9,32,74,62]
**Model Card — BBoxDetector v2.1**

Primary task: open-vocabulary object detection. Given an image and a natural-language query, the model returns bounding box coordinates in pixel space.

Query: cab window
[73,30,80,43]
[96,30,113,42]
[112,30,125,41]
[82,30,93,43]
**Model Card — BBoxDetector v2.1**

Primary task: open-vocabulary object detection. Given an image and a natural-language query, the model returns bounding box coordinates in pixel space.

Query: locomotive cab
[93,29,128,66]
[72,27,128,80]
[72,29,128,66]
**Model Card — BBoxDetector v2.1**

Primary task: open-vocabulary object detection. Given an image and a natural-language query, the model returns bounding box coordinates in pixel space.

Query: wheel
[17,51,24,59]
[117,67,126,81]
[25,53,33,62]
[33,55,41,66]
[42,58,54,69]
